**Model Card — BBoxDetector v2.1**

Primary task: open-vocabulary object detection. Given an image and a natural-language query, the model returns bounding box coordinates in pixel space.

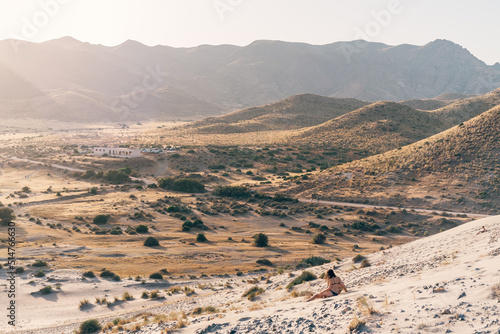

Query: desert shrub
[286,271,317,289]
[82,271,95,278]
[348,316,365,332]
[144,236,160,247]
[492,282,500,300]
[0,207,15,225]
[360,259,371,268]
[149,273,163,280]
[213,185,250,198]
[242,286,265,301]
[256,259,273,266]
[135,225,149,233]
[104,169,130,184]
[32,260,48,267]
[196,233,208,242]
[79,319,102,334]
[15,267,25,274]
[39,286,52,294]
[252,233,268,247]
[158,177,205,193]
[100,270,120,282]
[386,225,400,233]
[297,256,330,269]
[93,215,109,225]
[352,254,365,263]
[122,292,133,301]
[351,221,380,232]
[312,233,327,244]
[272,193,297,202]
[34,271,45,278]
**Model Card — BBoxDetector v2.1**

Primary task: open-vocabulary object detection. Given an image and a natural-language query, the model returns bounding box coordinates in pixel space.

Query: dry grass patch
[242,286,265,301]
[357,296,377,315]
[348,315,365,332]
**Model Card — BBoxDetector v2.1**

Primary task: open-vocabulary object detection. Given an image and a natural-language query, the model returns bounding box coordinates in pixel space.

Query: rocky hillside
[296,106,500,214]
[1,37,499,122]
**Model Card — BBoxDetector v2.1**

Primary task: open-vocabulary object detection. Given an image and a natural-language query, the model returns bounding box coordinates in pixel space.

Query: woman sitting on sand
[306,269,347,302]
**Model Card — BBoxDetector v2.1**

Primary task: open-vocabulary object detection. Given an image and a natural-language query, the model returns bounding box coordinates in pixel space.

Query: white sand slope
[2,215,499,334]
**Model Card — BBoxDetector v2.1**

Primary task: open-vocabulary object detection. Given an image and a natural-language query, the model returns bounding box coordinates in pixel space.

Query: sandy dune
[1,215,498,334]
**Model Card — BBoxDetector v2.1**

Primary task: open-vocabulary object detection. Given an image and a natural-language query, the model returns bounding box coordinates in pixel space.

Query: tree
[0,207,15,225]
[252,233,269,247]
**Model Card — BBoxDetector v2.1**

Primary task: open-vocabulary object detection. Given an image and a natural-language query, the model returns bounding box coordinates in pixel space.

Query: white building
[92,147,142,158]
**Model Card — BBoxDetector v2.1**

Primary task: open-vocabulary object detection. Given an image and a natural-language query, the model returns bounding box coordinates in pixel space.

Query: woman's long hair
[325,269,336,281]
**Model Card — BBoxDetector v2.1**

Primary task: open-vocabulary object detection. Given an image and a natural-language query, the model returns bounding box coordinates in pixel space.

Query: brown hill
[185,94,368,133]
[296,106,500,214]
[400,99,451,111]
[292,101,448,154]
[432,88,500,125]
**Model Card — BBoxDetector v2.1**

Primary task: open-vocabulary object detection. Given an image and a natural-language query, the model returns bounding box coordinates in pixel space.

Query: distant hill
[296,106,500,214]
[0,37,499,122]
[292,101,448,154]
[186,94,369,133]
[400,99,451,111]
[432,88,500,125]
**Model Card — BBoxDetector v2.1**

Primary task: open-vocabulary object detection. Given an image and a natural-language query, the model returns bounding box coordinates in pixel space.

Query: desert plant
[93,214,109,225]
[296,256,330,269]
[352,254,365,263]
[32,260,48,267]
[213,185,250,198]
[141,291,149,299]
[39,286,53,294]
[144,236,159,247]
[492,282,500,300]
[79,299,91,309]
[149,272,163,280]
[122,291,133,301]
[312,233,326,244]
[34,271,45,278]
[135,224,149,233]
[252,233,268,247]
[196,233,207,242]
[242,286,265,301]
[158,177,205,193]
[360,259,371,268]
[286,271,317,289]
[358,296,377,315]
[79,319,102,334]
[348,316,365,332]
[0,207,15,225]
[150,290,159,299]
[82,271,96,278]
[256,259,273,266]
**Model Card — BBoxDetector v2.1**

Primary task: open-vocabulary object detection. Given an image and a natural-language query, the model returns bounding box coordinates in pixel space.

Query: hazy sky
[1,0,498,64]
